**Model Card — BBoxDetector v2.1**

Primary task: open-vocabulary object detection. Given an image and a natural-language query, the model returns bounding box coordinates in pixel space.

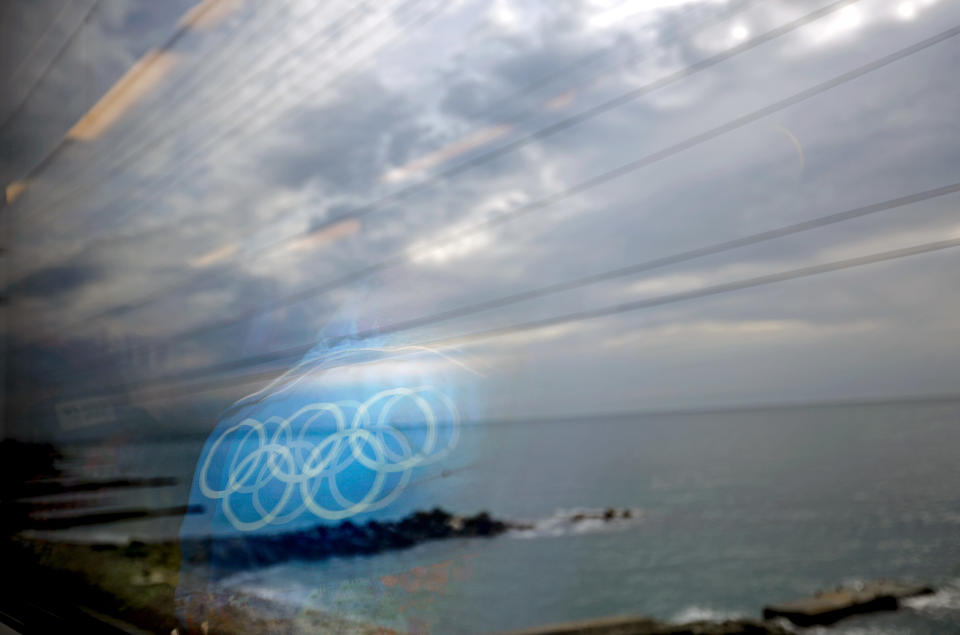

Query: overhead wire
[0,0,104,132]
[18,0,306,197]
[4,0,814,295]
[72,181,960,385]
[425,237,960,350]
[3,0,450,341]
[0,0,260,177]
[16,0,762,226]
[3,0,76,103]
[19,0,392,214]
[52,235,960,405]
[31,21,960,371]
[11,0,446,225]
[16,0,869,336]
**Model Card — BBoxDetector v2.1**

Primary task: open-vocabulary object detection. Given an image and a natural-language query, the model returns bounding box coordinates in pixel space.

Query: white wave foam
[670,605,747,623]
[903,578,960,613]
[509,507,645,539]
[219,569,316,609]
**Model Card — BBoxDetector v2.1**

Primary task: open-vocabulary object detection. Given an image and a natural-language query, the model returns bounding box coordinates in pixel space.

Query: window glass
[2,0,960,633]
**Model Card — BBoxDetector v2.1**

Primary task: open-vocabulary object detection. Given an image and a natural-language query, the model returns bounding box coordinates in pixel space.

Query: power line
[12,0,444,224]
[37,23,960,364]
[465,0,761,126]
[14,0,301,199]
[4,0,448,344]
[21,0,761,226]
[426,237,960,349]
[34,179,960,389]
[4,0,76,96]
[0,0,262,189]
[344,182,960,343]
[364,0,861,207]
[104,181,960,383]
[16,0,876,342]
[9,0,843,284]
[0,0,104,133]
[52,235,960,405]
[19,0,391,216]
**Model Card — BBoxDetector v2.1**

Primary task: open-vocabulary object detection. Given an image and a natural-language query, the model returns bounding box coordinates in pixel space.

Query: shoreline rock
[182,507,509,575]
[762,579,935,627]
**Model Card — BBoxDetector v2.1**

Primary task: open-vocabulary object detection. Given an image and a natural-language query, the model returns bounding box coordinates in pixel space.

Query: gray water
[49,398,960,633]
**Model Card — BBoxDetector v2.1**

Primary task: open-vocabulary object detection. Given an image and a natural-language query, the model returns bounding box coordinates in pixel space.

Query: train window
[2,0,959,633]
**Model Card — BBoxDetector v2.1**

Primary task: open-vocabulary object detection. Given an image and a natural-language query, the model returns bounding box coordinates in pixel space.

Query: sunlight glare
[896,2,917,19]
[730,23,750,42]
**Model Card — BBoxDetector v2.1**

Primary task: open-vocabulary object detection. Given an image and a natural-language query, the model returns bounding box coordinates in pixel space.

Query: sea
[38,397,960,634]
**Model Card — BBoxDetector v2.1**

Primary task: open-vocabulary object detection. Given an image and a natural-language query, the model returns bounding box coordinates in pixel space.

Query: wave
[669,605,748,623]
[902,578,960,613]
[509,507,645,539]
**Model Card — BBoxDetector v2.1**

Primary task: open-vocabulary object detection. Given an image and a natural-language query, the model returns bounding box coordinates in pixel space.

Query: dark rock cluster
[182,507,507,574]
[572,508,633,522]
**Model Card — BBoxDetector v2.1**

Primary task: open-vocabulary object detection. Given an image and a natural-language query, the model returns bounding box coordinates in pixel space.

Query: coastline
[5,510,937,635]
[3,534,798,635]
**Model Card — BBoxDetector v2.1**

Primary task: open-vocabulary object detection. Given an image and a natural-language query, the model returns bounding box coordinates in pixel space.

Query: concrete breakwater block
[762,580,935,627]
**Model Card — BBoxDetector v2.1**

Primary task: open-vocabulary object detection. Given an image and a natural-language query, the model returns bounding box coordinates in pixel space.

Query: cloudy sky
[3,0,960,438]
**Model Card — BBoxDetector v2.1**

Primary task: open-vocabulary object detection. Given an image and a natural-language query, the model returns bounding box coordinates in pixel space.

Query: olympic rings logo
[198,386,460,531]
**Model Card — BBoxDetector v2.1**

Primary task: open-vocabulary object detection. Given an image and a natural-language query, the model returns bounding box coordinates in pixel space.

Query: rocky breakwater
[184,507,509,574]
[574,508,635,522]
[762,579,935,627]
[5,507,512,634]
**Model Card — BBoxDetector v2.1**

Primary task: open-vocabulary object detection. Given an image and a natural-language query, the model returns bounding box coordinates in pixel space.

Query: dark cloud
[8,263,101,299]
[257,74,413,192]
